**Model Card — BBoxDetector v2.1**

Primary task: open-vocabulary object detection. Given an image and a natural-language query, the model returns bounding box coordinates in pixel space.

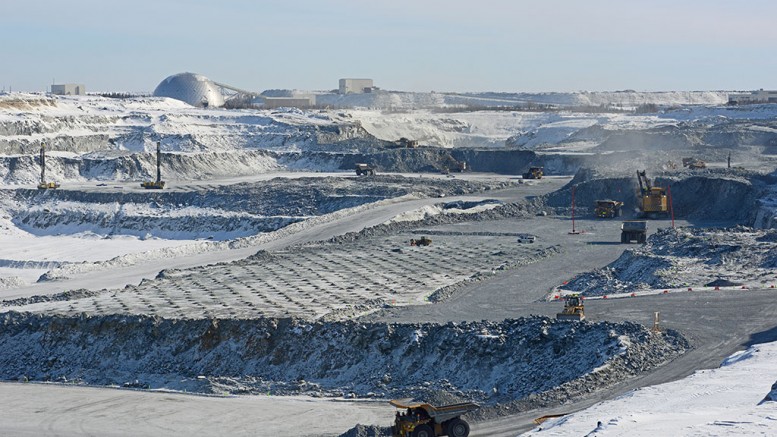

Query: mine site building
[51,84,86,96]
[261,97,314,109]
[339,78,374,94]
[728,89,777,105]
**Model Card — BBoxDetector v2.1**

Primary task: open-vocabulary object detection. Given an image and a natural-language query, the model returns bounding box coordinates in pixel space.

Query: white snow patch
[524,341,777,436]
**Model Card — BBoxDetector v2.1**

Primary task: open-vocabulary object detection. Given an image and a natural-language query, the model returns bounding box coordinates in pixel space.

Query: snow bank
[562,227,777,296]
[524,340,777,436]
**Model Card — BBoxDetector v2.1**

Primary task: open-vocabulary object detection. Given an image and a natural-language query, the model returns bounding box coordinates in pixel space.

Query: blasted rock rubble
[0,312,688,407]
[564,226,777,296]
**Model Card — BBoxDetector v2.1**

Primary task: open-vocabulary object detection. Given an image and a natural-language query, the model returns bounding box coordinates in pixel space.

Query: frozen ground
[561,226,777,297]
[0,383,394,437]
[522,340,777,436]
[2,91,777,436]
[0,174,512,291]
[2,234,547,319]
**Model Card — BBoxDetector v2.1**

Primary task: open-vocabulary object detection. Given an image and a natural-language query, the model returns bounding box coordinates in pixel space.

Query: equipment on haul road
[594,199,623,218]
[682,157,706,169]
[410,236,432,246]
[37,143,60,190]
[140,141,165,189]
[556,293,585,321]
[390,398,479,437]
[636,170,667,218]
[355,163,376,176]
[621,220,647,244]
[522,166,544,180]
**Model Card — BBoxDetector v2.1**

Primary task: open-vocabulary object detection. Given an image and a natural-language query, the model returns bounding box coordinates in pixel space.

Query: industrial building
[339,78,374,94]
[261,97,314,109]
[728,89,777,105]
[51,84,86,95]
[153,73,226,108]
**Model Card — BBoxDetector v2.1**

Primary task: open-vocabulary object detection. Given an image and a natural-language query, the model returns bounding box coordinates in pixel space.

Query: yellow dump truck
[522,166,544,179]
[390,399,479,437]
[355,163,376,176]
[594,200,623,218]
[621,220,647,244]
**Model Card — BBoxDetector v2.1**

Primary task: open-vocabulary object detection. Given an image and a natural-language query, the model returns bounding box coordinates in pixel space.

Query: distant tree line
[93,92,149,99]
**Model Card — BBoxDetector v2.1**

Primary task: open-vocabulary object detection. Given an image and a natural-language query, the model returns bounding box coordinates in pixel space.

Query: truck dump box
[390,399,479,437]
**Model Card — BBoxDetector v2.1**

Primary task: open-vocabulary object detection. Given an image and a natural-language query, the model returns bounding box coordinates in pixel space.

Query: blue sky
[4,0,776,93]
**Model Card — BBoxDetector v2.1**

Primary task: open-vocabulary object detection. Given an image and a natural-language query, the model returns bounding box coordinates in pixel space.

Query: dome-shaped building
[153,72,225,108]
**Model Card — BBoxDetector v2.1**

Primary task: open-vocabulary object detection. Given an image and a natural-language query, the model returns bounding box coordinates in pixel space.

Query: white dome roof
[153,73,225,108]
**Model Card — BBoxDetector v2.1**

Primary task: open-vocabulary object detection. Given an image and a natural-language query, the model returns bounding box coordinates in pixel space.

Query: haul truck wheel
[446,418,470,437]
[411,424,434,437]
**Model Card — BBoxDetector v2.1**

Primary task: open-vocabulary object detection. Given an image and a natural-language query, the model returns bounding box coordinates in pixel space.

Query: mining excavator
[636,170,667,218]
[141,141,165,189]
[556,294,585,321]
[37,143,60,190]
[390,398,479,437]
[594,199,623,218]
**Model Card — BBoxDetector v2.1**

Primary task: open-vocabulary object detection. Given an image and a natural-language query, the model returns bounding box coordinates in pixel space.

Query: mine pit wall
[0,312,688,404]
[0,133,114,156]
[7,184,387,238]
[544,173,766,225]
[338,148,635,176]
[0,150,282,185]
[2,144,688,184]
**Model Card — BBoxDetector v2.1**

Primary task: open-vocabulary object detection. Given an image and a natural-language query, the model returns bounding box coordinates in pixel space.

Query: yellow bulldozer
[410,236,432,246]
[636,170,668,218]
[390,399,479,437]
[556,294,585,321]
[682,157,706,169]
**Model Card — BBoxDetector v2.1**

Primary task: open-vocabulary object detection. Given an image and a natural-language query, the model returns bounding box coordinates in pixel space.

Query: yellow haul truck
[594,199,623,218]
[390,399,479,437]
[522,166,544,179]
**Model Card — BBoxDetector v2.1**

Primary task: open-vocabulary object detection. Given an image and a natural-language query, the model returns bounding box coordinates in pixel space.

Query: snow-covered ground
[560,226,777,298]
[2,89,777,436]
[4,92,777,158]
[523,340,777,436]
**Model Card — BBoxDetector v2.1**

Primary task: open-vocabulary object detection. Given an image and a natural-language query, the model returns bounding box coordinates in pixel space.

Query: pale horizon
[5,0,777,93]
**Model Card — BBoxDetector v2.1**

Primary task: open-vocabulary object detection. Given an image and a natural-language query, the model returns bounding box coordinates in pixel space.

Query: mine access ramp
[390,398,479,437]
